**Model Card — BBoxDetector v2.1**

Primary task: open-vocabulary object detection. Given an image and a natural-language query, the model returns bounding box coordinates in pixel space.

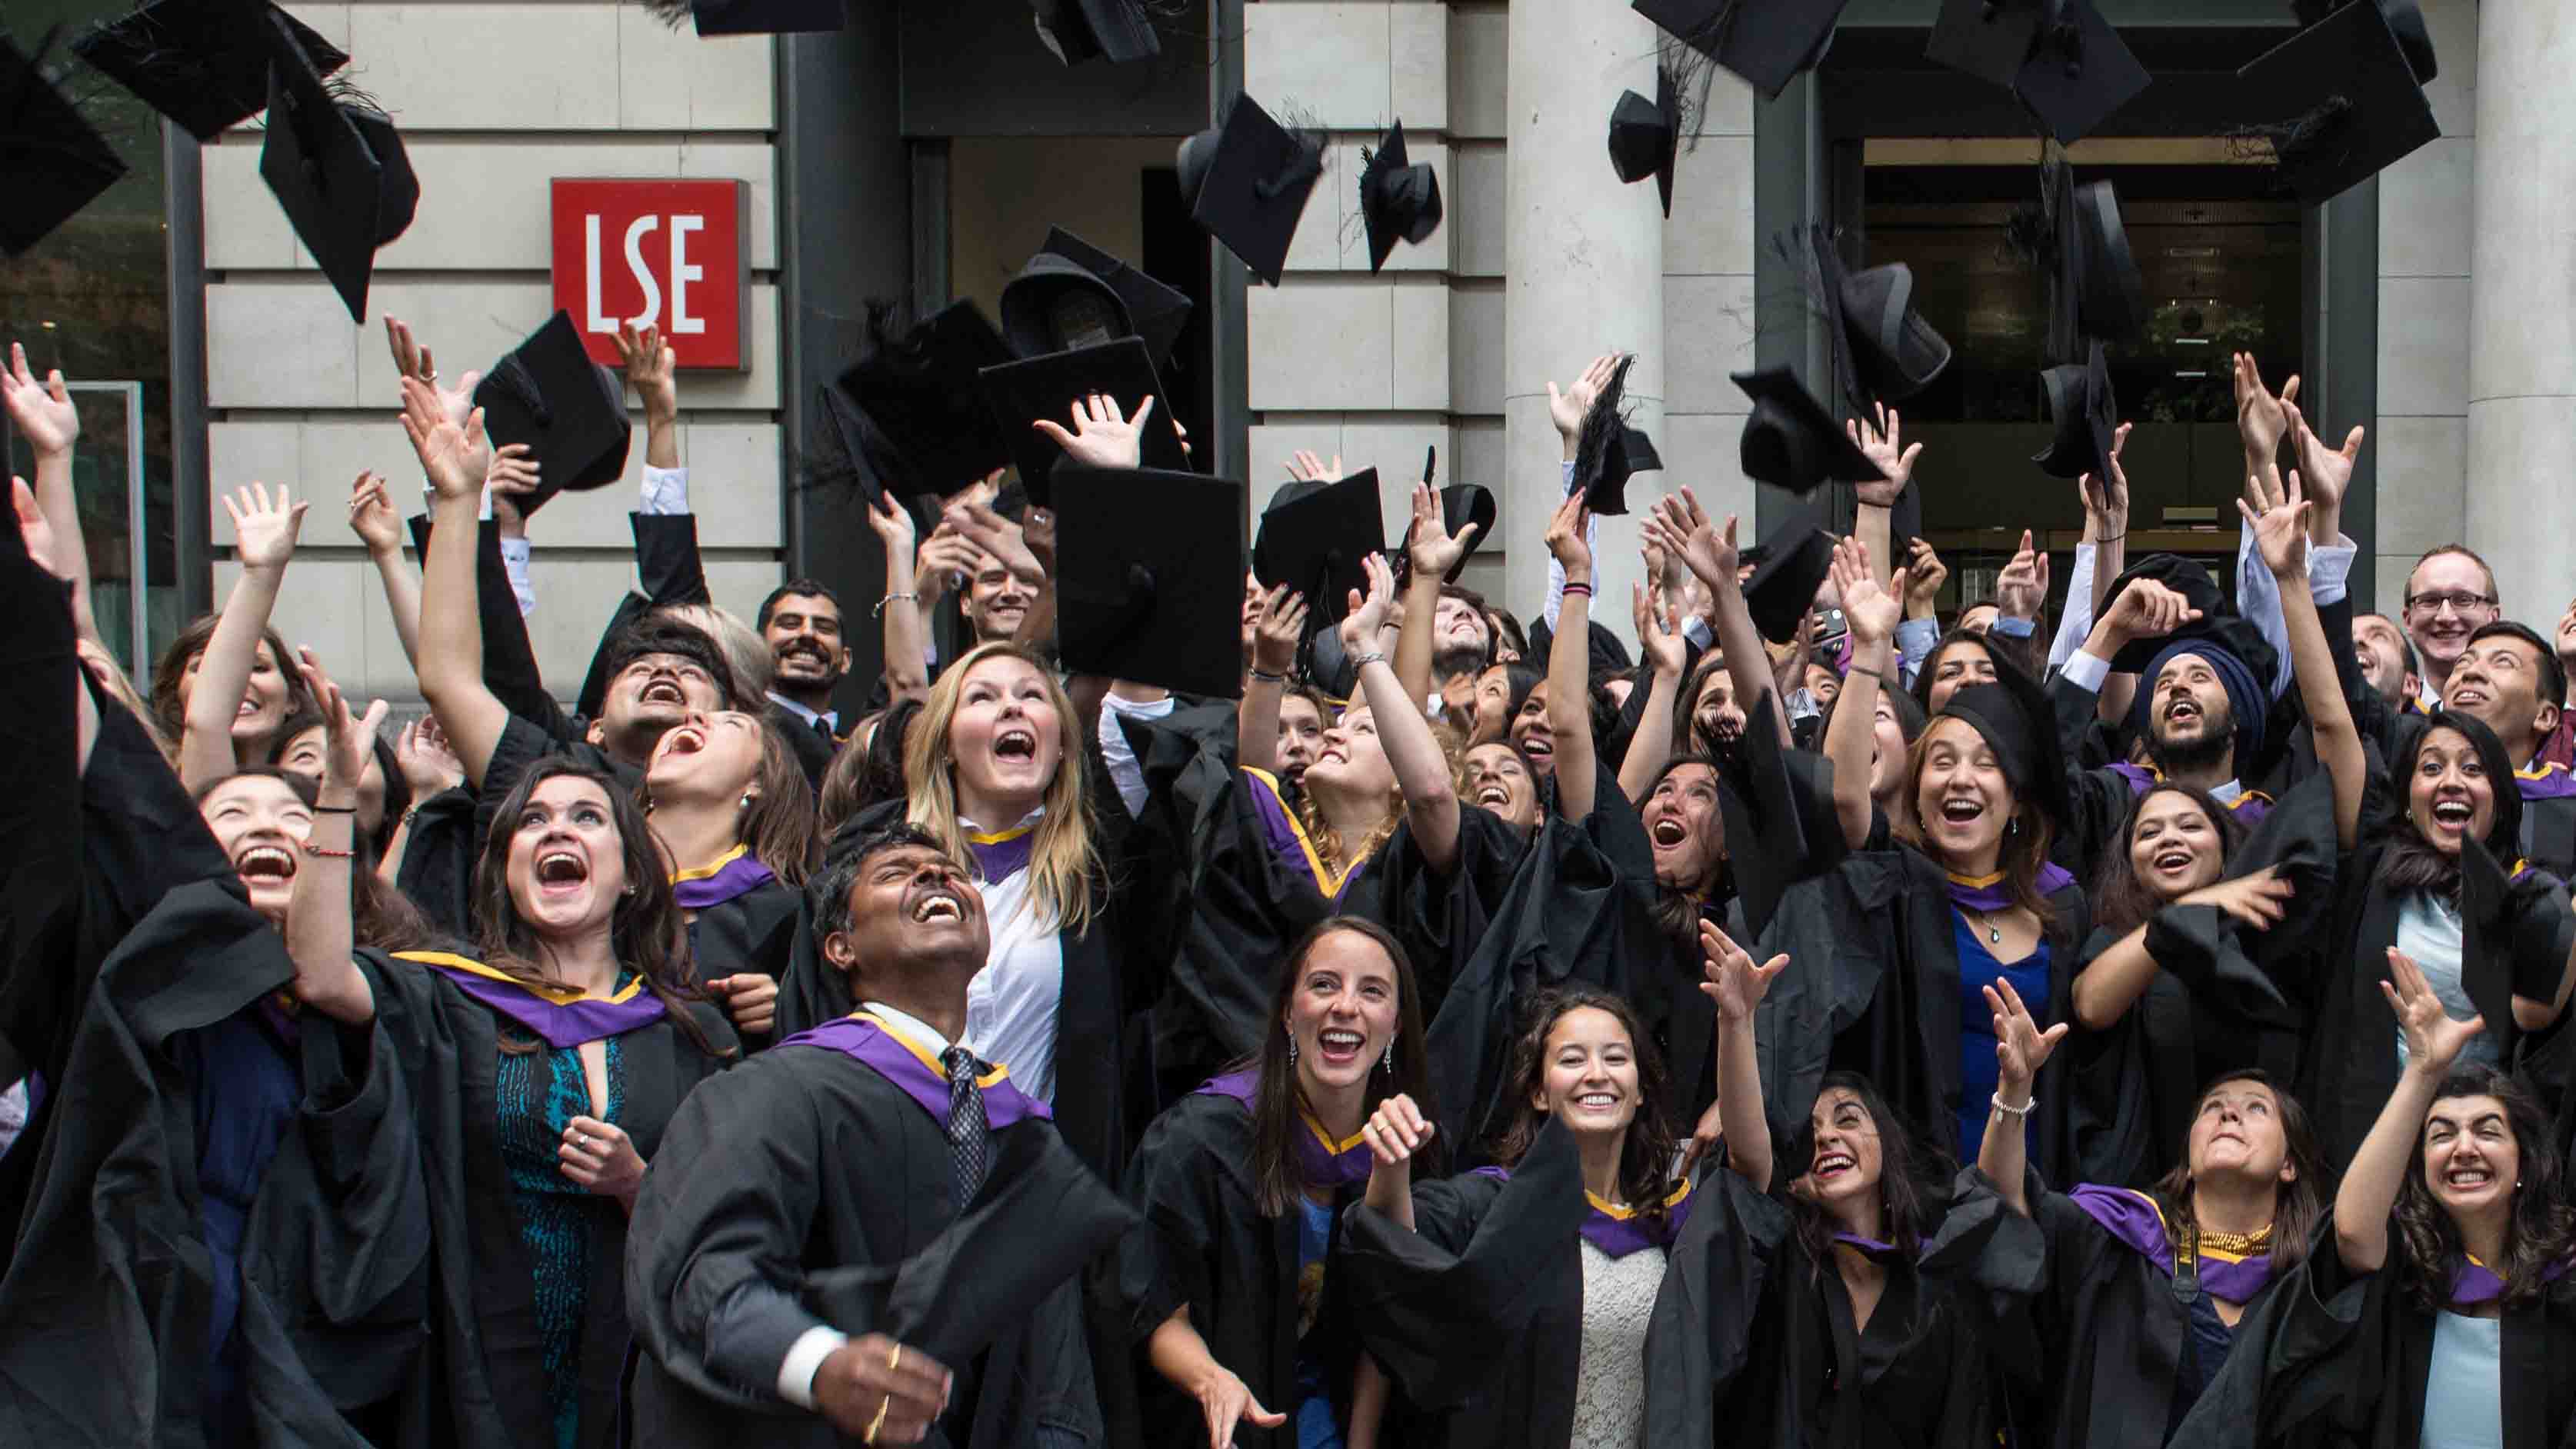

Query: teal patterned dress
[494,1028,626,1449]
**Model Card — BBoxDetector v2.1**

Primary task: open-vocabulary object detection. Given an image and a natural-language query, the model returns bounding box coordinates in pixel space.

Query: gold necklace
[2195,1222,2274,1256]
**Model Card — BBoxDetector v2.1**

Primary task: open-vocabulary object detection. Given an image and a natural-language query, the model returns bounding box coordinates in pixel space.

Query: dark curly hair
[1490,987,1678,1234]
[1779,1071,1947,1265]
[2393,1065,2576,1314]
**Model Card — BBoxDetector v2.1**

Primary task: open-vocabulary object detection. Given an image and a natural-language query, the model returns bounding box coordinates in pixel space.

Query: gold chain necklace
[2195,1222,2274,1256]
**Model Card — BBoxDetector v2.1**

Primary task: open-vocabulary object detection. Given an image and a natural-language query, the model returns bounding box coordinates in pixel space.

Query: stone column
[2463,0,2575,626]
[1501,0,1665,627]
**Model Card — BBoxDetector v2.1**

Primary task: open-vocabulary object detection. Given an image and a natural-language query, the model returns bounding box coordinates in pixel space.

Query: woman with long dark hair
[282,695,735,1449]
[1121,917,1440,1449]
[2239,470,2576,1164]
[161,483,318,790]
[1974,981,2332,1447]
[2174,959,2576,1449]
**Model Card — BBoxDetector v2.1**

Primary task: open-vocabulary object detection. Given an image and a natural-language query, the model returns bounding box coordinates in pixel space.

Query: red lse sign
[549,178,749,371]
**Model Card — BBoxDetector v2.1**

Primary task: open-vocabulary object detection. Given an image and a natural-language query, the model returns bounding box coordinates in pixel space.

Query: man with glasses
[2401,545,2501,711]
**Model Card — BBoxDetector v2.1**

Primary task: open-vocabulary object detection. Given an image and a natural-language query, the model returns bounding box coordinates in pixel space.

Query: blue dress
[495,1029,627,1449]
[1294,1195,1346,1449]
[1954,914,2051,1169]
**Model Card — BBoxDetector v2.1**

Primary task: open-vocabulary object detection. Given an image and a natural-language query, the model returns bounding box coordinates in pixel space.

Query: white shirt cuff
[498,537,536,618]
[641,464,691,515]
[1683,615,1714,651]
[776,1325,847,1411]
[2308,538,2358,608]
[1990,615,2037,640]
[2061,649,2112,694]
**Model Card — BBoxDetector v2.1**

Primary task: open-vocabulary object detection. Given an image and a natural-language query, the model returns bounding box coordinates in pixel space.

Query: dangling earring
[1287,1031,1299,1066]
[2008,816,2020,837]
[740,792,754,811]
[1381,1040,1395,1073]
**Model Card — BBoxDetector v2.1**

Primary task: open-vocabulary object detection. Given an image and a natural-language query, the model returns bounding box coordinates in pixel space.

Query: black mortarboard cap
[1632,0,1854,103]
[473,311,634,515]
[1605,68,1678,218]
[818,383,945,538]
[1360,122,1443,271]
[2096,551,2282,685]
[1254,469,1383,624]
[1176,93,1323,288]
[74,0,348,142]
[1941,655,2071,830]
[1838,261,1953,409]
[689,0,845,34]
[2289,0,2438,85]
[1926,0,2044,89]
[1031,0,1159,66]
[1742,506,1834,644]
[0,36,128,258]
[1053,465,1248,698]
[2071,179,2144,345]
[257,14,411,322]
[838,300,1015,499]
[1731,366,1886,495]
[2236,0,2438,205]
[999,227,1192,368]
[975,337,1188,508]
[2034,341,2116,481]
[1571,355,1655,516]
[2014,0,2151,146]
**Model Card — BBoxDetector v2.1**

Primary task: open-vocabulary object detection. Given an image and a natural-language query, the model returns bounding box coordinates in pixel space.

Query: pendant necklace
[1974,909,2001,946]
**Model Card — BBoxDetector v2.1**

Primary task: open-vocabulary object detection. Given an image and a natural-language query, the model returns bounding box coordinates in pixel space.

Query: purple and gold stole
[1470,1164,1695,1259]
[1192,1069,1373,1188]
[395,950,667,1049]
[2516,762,2576,801]
[2068,1184,2278,1304]
[669,843,778,911]
[2105,762,2274,823]
[772,1011,1051,1128]
[1241,766,1375,908]
[1945,862,2078,917]
[2448,1251,2574,1307]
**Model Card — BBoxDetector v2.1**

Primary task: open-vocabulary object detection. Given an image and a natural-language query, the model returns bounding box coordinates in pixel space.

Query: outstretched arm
[2,344,101,647]
[1237,581,1305,778]
[284,649,384,1025]
[2335,951,2484,1274]
[866,492,931,705]
[1395,474,1478,714]
[1351,555,1461,872]
[1701,920,1788,1191]
[1823,536,1905,851]
[1541,492,1600,822]
[345,471,424,667]
[403,379,512,791]
[181,483,307,793]
[1618,571,1686,806]
[1975,978,2067,1218]
[2244,470,2362,848]
[1643,488,1777,747]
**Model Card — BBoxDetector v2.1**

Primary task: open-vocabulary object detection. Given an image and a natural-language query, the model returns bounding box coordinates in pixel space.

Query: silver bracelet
[1351,651,1389,671]
[1990,1091,2035,1119]
[873,591,918,618]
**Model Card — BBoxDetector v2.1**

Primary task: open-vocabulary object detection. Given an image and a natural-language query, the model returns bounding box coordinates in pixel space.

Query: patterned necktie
[811,714,835,744]
[940,1045,989,1207]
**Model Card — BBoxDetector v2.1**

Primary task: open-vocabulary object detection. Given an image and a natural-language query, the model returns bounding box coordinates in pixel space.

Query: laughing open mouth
[1477,784,1513,808]
[2430,798,2474,829]
[992,726,1038,764]
[639,678,688,707]
[235,844,298,883]
[1650,817,1688,848]
[1940,796,1985,825]
[1810,1151,1855,1180]
[911,890,966,924]
[536,849,588,887]
[2152,848,2193,873]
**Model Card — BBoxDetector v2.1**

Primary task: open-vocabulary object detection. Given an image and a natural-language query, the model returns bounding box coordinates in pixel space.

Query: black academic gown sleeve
[0,881,425,1448]
[685,880,805,1051]
[0,552,78,1097]
[626,1043,1130,1449]
[575,514,711,722]
[354,950,735,1449]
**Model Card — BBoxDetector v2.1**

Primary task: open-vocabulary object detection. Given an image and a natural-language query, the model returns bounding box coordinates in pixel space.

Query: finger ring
[576,1134,591,1150]
[887,1344,902,1372]
[865,1397,891,1444]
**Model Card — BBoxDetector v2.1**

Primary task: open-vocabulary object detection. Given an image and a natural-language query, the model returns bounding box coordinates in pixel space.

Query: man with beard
[2052,565,2281,880]
[2353,611,2423,712]
[959,549,1036,645]
[2399,544,2501,711]
[758,579,851,789]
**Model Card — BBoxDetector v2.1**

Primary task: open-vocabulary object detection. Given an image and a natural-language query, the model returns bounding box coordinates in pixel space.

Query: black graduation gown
[768,698,838,791]
[1943,1166,2294,1449]
[1116,1092,1371,1449]
[1118,704,1388,1100]
[1339,1119,1698,1449]
[684,877,804,1051]
[2520,782,2576,888]
[2298,806,2576,1169]
[0,881,425,1448]
[625,1034,1131,1447]
[1706,1168,2021,1449]
[352,950,735,1449]
[2068,774,2339,1177]
[2170,1240,2576,1449]
[1754,847,2119,1184]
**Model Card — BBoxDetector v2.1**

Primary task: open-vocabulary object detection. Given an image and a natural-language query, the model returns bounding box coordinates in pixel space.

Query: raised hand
[942,501,1041,586]
[614,320,678,423]
[708,973,779,1035]
[2231,351,2298,465]
[865,488,918,555]
[295,646,388,793]
[1251,585,1308,678]
[485,442,539,536]
[1831,535,1904,648]
[2238,467,2311,580]
[394,716,465,797]
[1339,551,1399,655]
[1848,401,1921,505]
[1635,576,1686,678]
[2079,421,2132,525]
[1904,537,1948,616]
[1984,978,2068,1101]
[1542,490,1591,577]
[225,482,308,574]
[1994,529,2051,622]
[2181,865,2294,931]
[2382,948,2486,1079]
[1032,392,1155,471]
[1359,1092,1435,1172]
[2283,398,2362,528]
[11,476,68,582]
[1698,919,1789,1024]
[1641,488,1739,593]
[912,528,979,601]
[1405,480,1479,583]
[346,471,403,555]
[1285,449,1344,485]
[1548,352,1624,445]
[1,342,78,455]
[2099,574,2201,647]
[383,317,479,431]
[399,376,489,501]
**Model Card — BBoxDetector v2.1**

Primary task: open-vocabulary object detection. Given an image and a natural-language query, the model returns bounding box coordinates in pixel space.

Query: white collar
[859,1001,954,1058]
[766,691,836,730]
[958,806,1047,836]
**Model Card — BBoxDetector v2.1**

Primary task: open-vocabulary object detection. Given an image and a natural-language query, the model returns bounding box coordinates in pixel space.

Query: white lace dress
[1570,1238,1667,1449]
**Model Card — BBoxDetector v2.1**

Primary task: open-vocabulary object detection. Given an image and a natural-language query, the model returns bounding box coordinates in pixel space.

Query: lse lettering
[583,212,707,335]
[548,178,746,371]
